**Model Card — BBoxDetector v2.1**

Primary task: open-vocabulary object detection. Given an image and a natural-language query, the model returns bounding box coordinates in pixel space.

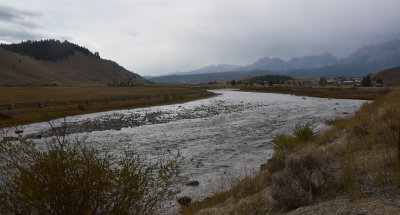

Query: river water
[6,89,366,212]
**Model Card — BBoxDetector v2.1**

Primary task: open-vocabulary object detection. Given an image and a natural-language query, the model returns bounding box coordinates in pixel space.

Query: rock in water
[177,196,192,206]
[186,181,200,186]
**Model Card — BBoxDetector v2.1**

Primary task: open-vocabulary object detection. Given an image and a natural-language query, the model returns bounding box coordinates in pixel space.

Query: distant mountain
[148,70,279,84]
[343,39,400,65]
[239,57,288,71]
[0,40,146,85]
[292,39,400,78]
[239,53,338,71]
[149,39,400,83]
[180,64,241,75]
[161,64,241,77]
[338,39,400,78]
[288,53,338,69]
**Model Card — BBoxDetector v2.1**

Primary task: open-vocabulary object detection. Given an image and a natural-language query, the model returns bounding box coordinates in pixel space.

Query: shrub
[293,122,316,143]
[268,123,316,174]
[232,172,269,200]
[273,134,296,155]
[266,153,286,174]
[271,170,308,210]
[271,148,333,211]
[0,134,182,215]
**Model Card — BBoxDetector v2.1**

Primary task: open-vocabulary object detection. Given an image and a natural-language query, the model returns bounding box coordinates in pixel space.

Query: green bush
[0,134,182,215]
[293,122,316,143]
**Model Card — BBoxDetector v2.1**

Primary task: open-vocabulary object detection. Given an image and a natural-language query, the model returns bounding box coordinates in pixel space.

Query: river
[5,89,367,213]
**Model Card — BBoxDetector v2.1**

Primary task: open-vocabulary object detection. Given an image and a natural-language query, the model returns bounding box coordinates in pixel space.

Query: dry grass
[0,86,191,103]
[180,171,270,215]
[240,86,392,100]
[0,86,214,127]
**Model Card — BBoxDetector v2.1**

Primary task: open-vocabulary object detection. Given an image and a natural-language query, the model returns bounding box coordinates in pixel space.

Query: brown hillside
[0,48,145,86]
[372,66,400,86]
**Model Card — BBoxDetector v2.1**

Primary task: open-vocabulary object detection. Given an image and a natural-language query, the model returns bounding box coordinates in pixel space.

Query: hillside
[0,40,145,86]
[372,66,400,86]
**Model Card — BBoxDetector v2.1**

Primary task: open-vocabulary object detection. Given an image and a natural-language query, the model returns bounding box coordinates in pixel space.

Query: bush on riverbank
[0,131,183,214]
[266,122,316,174]
[271,148,334,210]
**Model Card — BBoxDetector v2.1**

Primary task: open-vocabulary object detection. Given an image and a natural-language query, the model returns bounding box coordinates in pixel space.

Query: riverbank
[239,86,393,100]
[0,86,215,128]
[181,89,400,214]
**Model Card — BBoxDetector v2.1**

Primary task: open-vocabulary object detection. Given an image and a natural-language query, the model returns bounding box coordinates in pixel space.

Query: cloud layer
[0,5,44,41]
[1,0,400,75]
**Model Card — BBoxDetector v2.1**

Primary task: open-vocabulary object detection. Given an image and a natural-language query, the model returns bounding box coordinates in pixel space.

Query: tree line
[0,39,99,62]
[231,75,292,86]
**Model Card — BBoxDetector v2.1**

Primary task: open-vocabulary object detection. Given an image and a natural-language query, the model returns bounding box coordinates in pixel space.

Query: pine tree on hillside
[0,39,96,61]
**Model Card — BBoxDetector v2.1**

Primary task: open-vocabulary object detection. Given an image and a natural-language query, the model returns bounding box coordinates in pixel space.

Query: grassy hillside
[0,40,145,86]
[373,66,400,86]
[181,89,400,214]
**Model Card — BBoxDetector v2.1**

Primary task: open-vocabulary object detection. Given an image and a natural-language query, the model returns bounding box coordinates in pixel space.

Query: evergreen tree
[361,75,372,87]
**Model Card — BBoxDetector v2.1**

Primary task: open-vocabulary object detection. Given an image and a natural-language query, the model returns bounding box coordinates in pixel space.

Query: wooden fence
[0,89,207,111]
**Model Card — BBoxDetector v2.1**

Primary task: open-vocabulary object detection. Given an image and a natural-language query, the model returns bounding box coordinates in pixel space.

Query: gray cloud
[0,5,40,21]
[0,5,44,42]
[1,1,400,75]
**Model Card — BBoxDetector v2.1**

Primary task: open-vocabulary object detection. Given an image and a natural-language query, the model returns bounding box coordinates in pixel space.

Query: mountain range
[149,39,400,83]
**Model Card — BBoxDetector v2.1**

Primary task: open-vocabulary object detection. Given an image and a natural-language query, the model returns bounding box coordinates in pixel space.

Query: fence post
[8,103,15,110]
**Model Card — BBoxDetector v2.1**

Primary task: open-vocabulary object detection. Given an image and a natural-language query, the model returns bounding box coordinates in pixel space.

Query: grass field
[240,86,393,100]
[0,86,214,127]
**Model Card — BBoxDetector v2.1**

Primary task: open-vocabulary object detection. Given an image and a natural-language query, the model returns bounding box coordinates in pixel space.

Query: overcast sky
[1,0,399,75]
